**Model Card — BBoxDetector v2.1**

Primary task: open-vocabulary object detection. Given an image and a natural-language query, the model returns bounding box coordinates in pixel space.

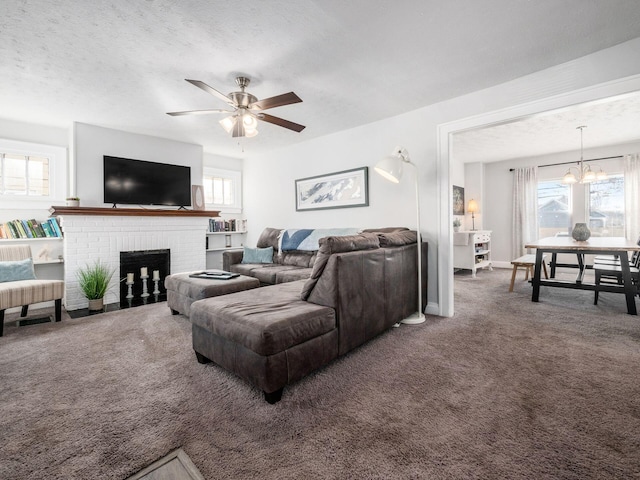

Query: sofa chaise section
[192,230,427,403]
[190,280,338,403]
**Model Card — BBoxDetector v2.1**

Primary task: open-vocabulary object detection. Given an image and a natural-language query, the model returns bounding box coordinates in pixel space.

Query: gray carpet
[1,268,639,479]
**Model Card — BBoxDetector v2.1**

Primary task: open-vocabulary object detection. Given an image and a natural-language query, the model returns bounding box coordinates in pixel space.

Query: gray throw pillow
[0,258,36,283]
[241,246,274,264]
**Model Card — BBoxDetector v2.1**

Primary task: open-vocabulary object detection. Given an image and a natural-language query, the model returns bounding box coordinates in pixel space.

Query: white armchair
[0,245,64,337]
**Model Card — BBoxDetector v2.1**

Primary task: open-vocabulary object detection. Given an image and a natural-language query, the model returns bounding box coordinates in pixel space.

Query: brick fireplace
[53,207,215,311]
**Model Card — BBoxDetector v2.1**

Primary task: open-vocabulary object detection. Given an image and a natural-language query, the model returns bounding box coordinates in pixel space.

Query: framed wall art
[295,167,369,211]
[453,185,465,215]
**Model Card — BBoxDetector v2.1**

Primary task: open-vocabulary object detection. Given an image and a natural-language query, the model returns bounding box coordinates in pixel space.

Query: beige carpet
[0,268,639,479]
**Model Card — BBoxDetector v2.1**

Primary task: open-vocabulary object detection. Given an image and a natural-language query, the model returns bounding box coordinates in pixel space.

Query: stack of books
[208,218,246,233]
[0,218,63,239]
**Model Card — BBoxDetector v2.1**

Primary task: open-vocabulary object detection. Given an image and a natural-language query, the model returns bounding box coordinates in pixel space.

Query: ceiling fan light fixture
[244,128,258,138]
[219,116,236,133]
[242,113,258,130]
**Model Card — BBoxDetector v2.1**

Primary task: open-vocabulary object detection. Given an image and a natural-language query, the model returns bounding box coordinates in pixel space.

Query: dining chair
[593,250,640,305]
[594,235,640,266]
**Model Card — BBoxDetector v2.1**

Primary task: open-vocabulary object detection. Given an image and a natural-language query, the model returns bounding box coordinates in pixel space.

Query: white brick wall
[61,215,207,310]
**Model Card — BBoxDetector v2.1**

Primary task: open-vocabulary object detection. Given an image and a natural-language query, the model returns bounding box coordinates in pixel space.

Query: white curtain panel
[624,153,640,242]
[512,167,539,258]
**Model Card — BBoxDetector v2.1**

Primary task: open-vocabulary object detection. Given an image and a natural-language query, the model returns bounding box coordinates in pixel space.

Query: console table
[453,230,492,278]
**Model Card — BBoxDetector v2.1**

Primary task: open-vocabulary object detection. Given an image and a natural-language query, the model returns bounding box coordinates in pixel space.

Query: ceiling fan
[167,76,305,138]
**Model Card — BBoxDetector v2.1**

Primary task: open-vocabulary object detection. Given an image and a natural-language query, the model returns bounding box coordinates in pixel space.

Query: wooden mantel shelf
[49,206,220,217]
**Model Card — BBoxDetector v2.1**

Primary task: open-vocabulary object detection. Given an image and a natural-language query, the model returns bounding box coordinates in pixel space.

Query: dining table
[524,236,640,315]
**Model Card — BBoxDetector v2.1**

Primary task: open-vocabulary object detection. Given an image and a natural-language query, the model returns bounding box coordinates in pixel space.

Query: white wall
[73,122,203,207]
[243,37,640,316]
[203,152,242,171]
[484,140,640,266]
[0,118,68,147]
[463,162,484,231]
[0,119,69,222]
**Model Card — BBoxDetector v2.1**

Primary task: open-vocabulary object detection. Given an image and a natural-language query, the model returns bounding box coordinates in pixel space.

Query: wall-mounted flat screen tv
[103,156,192,207]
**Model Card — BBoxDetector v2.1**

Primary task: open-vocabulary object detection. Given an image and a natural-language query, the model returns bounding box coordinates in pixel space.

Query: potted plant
[453,218,461,232]
[77,260,115,311]
[66,197,80,207]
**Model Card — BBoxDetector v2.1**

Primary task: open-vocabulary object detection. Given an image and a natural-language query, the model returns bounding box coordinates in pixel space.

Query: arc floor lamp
[374,146,425,325]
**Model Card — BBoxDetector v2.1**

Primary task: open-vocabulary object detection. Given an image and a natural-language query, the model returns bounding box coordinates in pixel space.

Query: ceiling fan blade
[185,79,234,106]
[250,92,302,111]
[258,113,306,132]
[167,109,234,116]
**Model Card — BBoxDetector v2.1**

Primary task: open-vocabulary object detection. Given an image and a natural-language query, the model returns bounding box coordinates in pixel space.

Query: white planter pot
[88,298,104,311]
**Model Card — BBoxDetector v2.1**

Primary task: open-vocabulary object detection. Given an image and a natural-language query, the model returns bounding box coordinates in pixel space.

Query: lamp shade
[374,155,403,184]
[219,116,236,133]
[468,199,478,213]
[563,170,577,184]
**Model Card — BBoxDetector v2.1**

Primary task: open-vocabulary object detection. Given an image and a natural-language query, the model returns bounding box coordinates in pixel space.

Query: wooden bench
[509,254,548,292]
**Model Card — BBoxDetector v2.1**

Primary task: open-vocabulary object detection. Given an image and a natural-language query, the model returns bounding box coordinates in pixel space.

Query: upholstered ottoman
[165,272,260,317]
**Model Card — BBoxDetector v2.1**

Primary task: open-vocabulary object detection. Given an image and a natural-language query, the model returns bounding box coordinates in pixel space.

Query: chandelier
[562,126,606,184]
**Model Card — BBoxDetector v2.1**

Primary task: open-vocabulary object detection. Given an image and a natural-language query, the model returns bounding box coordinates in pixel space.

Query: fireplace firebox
[119,249,170,308]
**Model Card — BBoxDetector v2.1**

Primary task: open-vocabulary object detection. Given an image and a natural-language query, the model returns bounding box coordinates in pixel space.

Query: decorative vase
[88,298,104,311]
[66,199,80,207]
[454,226,460,232]
[572,223,591,241]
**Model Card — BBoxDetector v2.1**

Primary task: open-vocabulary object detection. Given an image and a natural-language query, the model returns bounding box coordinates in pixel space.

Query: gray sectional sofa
[191,228,427,403]
[222,227,317,284]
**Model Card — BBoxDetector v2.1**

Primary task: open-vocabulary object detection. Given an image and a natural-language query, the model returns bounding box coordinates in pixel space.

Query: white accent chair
[0,245,64,337]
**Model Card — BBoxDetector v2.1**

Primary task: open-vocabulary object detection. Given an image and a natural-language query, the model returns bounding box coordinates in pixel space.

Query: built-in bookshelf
[0,218,65,273]
[205,230,247,269]
[0,217,63,239]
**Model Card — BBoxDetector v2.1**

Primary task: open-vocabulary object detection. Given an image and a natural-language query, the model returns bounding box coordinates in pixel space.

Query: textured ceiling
[452,90,640,163]
[2,0,640,158]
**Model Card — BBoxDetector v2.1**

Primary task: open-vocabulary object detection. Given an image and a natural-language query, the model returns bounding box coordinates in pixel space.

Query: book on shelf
[41,221,53,237]
[0,218,63,239]
[48,218,63,237]
[208,218,246,233]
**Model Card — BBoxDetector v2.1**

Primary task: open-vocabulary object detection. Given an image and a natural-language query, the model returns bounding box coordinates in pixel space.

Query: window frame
[537,178,573,238]
[586,172,625,237]
[203,167,242,214]
[0,139,67,209]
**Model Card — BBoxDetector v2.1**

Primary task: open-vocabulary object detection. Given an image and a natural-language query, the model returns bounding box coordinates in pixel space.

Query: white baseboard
[491,261,512,269]
[425,302,439,316]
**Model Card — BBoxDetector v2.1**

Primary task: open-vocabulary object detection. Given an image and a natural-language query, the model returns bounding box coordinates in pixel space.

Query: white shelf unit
[205,231,247,269]
[0,237,65,281]
[453,230,492,278]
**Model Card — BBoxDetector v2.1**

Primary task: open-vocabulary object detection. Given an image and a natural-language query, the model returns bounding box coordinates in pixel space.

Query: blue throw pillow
[0,258,36,283]
[241,246,273,264]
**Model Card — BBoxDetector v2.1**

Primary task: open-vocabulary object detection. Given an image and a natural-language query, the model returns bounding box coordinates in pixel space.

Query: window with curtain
[537,179,571,238]
[588,173,624,236]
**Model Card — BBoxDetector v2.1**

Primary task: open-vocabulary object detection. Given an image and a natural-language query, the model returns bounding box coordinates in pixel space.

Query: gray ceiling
[2,0,640,159]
